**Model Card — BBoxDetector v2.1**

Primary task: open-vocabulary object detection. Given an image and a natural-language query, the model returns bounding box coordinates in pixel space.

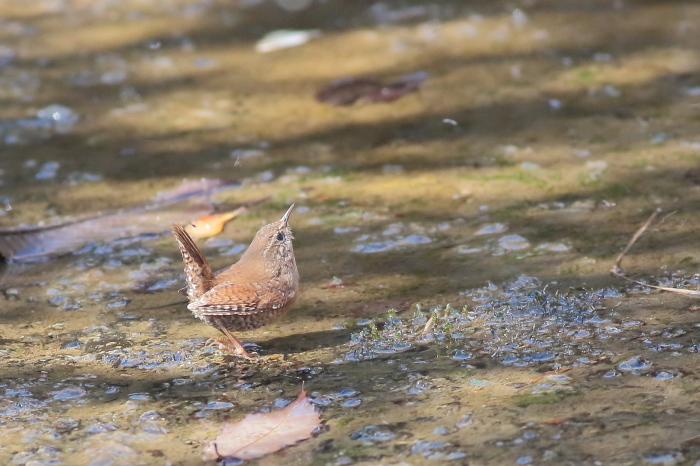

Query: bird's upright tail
[171,224,214,302]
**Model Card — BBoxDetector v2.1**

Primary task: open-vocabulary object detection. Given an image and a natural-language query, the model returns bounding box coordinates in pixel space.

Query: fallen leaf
[203,389,321,461]
[316,71,427,106]
[184,206,246,239]
[0,179,236,262]
[315,76,383,105]
[360,70,427,104]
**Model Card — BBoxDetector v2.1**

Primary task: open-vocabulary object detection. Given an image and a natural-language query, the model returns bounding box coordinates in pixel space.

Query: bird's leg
[211,318,255,358]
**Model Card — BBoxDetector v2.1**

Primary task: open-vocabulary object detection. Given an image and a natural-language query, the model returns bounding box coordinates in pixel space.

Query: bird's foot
[206,337,258,359]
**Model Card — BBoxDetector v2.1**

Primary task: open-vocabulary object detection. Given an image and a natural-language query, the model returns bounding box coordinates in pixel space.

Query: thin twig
[611,208,661,273]
[610,208,700,297]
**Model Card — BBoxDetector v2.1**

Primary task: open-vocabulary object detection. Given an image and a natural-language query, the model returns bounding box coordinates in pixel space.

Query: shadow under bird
[171,205,299,357]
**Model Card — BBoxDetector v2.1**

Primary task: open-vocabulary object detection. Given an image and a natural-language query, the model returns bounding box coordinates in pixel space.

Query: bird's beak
[281,204,295,224]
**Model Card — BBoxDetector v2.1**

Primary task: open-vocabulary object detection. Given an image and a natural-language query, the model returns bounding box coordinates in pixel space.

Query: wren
[172,204,299,357]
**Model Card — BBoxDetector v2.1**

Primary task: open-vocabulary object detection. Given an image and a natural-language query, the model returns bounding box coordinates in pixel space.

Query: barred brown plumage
[172,205,299,357]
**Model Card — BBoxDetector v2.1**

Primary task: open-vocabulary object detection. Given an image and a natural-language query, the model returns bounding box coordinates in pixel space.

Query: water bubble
[548,99,562,110]
[392,342,412,352]
[382,224,402,236]
[517,456,533,464]
[469,379,491,387]
[0,398,46,416]
[36,161,60,179]
[451,349,472,360]
[349,425,396,444]
[51,387,87,400]
[273,398,291,408]
[37,105,78,133]
[5,388,32,397]
[618,356,650,372]
[536,242,570,252]
[644,452,684,464]
[530,351,556,361]
[172,378,193,386]
[107,299,129,308]
[457,247,483,254]
[497,234,530,250]
[146,279,179,291]
[335,389,359,398]
[411,440,451,456]
[334,226,360,234]
[475,223,507,235]
[342,398,362,408]
[402,235,431,244]
[353,241,397,253]
[105,386,120,395]
[310,396,332,406]
[502,355,520,365]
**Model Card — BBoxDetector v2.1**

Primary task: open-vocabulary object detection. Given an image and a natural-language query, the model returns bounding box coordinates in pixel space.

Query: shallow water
[1,0,700,464]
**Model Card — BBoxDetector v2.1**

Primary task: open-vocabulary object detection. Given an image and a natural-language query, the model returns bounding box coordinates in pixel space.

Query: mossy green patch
[460,171,548,188]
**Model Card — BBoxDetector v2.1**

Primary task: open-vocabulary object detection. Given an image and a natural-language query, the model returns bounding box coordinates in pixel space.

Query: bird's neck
[270,256,298,286]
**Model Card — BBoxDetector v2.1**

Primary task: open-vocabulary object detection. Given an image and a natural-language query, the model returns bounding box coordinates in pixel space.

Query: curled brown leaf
[203,389,322,461]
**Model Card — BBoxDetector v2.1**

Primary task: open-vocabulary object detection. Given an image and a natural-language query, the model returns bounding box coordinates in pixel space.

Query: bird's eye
[276,232,284,241]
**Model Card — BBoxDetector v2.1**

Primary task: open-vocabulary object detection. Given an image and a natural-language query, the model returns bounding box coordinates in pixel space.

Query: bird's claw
[205,337,258,359]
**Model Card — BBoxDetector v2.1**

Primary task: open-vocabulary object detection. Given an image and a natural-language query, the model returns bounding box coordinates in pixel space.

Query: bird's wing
[188,282,273,317]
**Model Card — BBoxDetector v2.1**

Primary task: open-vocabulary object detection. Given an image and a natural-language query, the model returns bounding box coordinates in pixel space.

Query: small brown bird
[172,205,299,357]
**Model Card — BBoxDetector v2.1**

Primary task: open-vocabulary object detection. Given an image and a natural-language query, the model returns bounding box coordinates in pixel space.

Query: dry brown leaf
[203,389,321,461]
[184,206,246,239]
[544,419,566,425]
